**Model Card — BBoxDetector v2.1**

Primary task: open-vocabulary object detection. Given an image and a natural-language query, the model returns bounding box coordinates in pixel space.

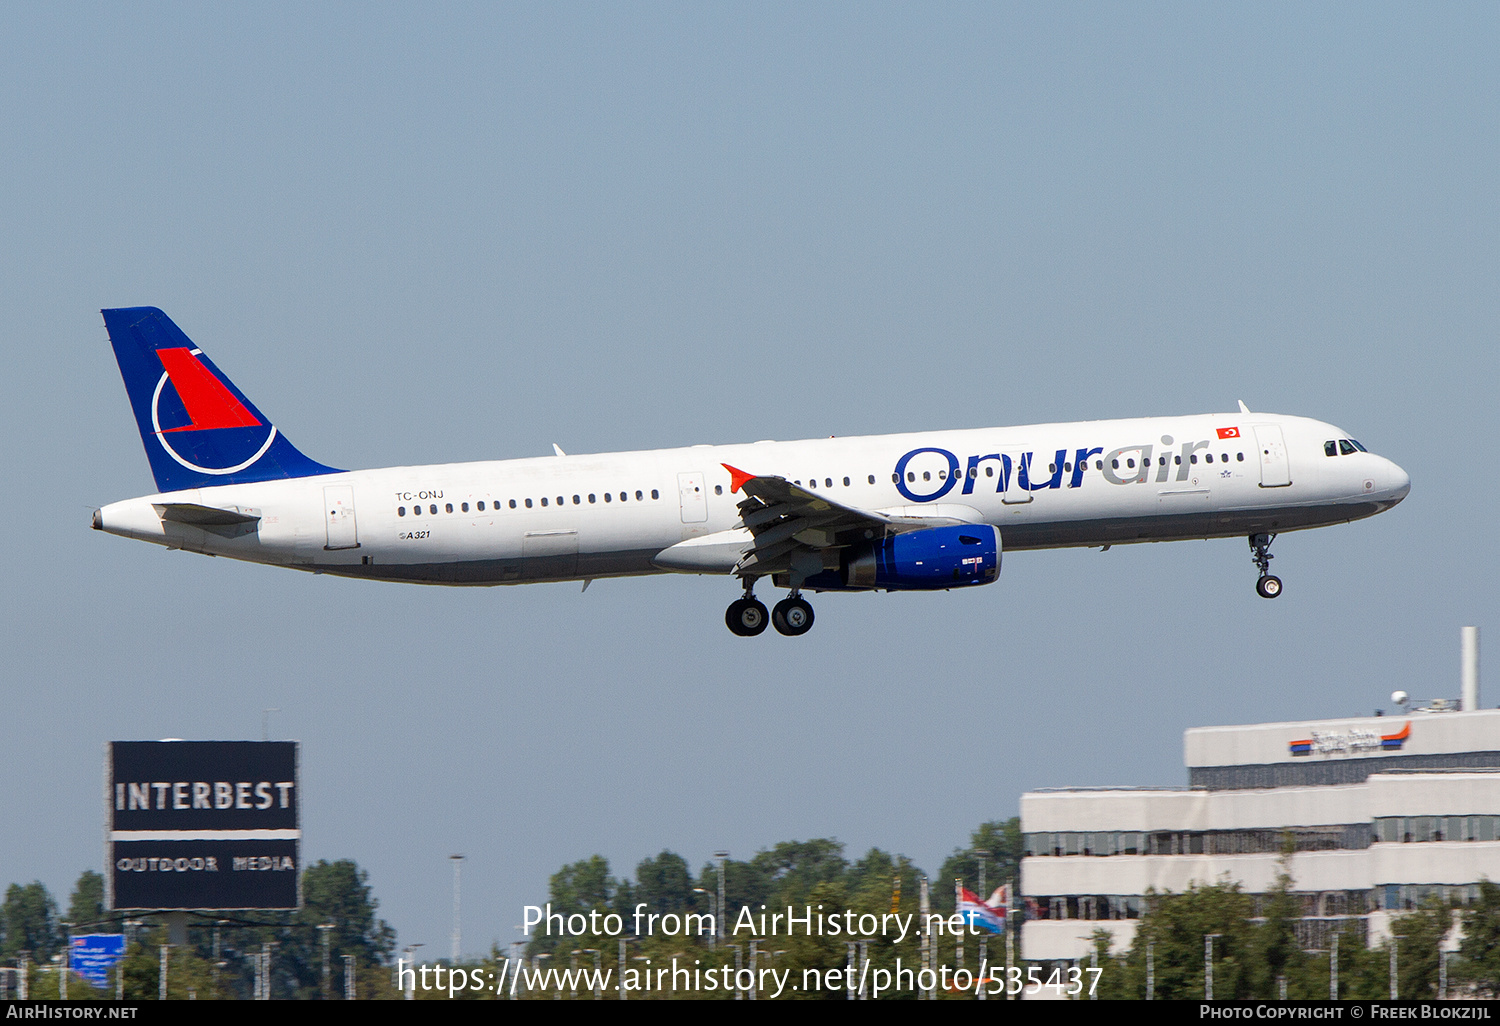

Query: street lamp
[581,948,601,1000]
[318,923,335,1000]
[401,944,423,1001]
[1204,934,1221,1000]
[449,855,465,963]
[970,851,991,1001]
[693,887,718,949]
[713,851,730,948]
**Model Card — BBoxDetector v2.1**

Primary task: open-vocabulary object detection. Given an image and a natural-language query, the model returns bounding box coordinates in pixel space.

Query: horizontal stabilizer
[153,502,261,526]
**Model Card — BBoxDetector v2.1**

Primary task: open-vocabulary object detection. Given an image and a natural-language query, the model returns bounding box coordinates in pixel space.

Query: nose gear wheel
[1249,533,1282,599]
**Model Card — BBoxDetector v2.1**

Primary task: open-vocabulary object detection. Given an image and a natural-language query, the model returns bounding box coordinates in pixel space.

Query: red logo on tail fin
[155,348,261,432]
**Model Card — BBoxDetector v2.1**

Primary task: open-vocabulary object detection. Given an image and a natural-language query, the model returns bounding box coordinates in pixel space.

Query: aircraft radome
[94,308,1410,636]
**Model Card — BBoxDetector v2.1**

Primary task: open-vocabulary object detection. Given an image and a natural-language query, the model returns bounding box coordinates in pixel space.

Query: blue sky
[1,3,1495,956]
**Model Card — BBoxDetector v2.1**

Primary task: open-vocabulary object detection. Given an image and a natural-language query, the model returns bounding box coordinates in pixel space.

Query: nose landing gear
[1250,533,1282,599]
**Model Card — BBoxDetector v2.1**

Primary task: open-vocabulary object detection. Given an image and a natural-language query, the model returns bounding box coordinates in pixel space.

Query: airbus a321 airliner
[94,308,1410,636]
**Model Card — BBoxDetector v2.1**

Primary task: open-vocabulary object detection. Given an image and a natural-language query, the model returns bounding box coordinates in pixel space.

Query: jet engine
[798,524,1001,592]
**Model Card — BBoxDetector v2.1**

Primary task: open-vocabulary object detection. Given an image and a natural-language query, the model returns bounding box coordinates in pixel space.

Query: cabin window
[556,497,564,506]
[825,478,833,488]
[908,472,915,482]
[1237,453,1245,462]
[1111,459,1119,470]
[714,485,723,495]
[461,502,469,512]
[523,499,531,508]
[635,491,643,500]
[1126,459,1134,469]
[922,471,930,481]
[588,494,596,503]
[1095,461,1103,470]
[540,497,548,507]
[511,500,518,509]
[446,503,454,513]
[986,466,994,477]
[868,475,876,484]
[1190,455,1198,464]
[651,489,659,499]
[398,507,406,517]
[1221,454,1228,462]
[573,495,581,505]
[603,492,611,502]
[1175,455,1181,465]
[477,501,485,511]
[1205,454,1213,463]
[429,504,438,515]
[843,477,850,486]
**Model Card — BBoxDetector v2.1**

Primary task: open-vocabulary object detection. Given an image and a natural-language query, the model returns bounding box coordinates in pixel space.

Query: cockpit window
[1351,439,1367,452]
[1339,439,1357,455]
[1325,440,1338,457]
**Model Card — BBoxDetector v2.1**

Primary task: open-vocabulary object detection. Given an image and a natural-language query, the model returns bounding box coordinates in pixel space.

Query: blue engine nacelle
[800,524,1001,592]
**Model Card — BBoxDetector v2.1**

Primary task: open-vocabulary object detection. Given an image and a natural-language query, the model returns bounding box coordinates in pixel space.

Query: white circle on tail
[150,370,278,475]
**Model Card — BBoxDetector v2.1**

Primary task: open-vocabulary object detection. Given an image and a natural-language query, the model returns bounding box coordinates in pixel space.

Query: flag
[1217,426,1240,439]
[958,887,1006,934]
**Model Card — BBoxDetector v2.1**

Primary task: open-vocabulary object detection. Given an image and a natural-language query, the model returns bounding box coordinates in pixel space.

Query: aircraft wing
[722,463,903,580]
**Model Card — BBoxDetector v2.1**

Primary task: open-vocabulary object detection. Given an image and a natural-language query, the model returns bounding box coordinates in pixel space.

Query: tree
[1,882,61,962]
[527,855,619,957]
[297,859,396,968]
[1458,879,1500,997]
[751,839,849,906]
[1249,858,1308,998]
[65,871,105,931]
[1382,897,1452,999]
[1114,881,1257,999]
[633,851,694,916]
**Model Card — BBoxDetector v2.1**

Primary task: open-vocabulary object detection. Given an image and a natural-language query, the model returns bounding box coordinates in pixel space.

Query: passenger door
[1253,425,1292,487]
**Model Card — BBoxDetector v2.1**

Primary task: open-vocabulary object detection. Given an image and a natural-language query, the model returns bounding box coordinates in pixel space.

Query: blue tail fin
[103,307,342,493]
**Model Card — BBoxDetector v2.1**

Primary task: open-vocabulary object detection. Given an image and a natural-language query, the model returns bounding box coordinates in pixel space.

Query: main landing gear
[725,582,815,637]
[1250,533,1282,599]
[771,594,814,636]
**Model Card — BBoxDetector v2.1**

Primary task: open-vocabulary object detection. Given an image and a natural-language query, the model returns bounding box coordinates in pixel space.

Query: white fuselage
[95,412,1409,587]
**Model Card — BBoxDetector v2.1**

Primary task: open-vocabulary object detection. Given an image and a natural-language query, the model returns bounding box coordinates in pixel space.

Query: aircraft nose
[1379,458,1410,504]
[1391,461,1411,500]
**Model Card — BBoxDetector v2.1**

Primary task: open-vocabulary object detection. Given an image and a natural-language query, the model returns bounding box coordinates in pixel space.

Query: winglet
[552,443,567,457]
[722,463,755,494]
[1237,400,1251,414]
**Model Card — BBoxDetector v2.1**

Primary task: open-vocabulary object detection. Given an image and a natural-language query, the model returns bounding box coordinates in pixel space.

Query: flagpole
[954,878,963,972]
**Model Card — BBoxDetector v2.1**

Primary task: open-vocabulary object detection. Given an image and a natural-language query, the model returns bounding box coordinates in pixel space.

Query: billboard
[106,741,300,910]
[69,934,125,990]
